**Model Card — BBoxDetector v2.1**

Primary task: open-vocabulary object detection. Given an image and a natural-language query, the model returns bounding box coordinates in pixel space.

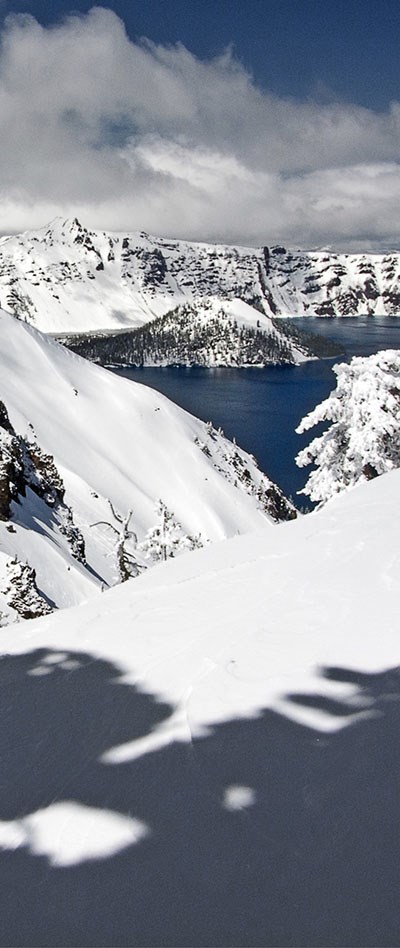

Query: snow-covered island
[62,298,342,368]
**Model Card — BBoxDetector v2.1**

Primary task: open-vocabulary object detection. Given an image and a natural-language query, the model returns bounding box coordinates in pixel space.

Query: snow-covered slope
[0,217,399,335]
[4,469,398,735]
[0,310,292,619]
[0,472,399,944]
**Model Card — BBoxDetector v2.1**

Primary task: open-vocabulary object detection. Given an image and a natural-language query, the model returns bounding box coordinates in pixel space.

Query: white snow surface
[0,802,148,866]
[0,309,278,611]
[0,452,399,946]
[1,470,399,743]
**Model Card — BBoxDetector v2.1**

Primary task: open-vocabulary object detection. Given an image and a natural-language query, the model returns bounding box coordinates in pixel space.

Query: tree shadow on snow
[0,650,399,947]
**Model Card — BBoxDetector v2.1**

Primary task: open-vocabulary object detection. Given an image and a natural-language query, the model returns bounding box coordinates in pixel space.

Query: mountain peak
[42,216,88,241]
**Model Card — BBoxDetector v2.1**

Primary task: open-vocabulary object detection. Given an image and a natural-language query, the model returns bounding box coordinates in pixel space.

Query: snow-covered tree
[91,502,140,582]
[139,500,203,563]
[296,350,400,505]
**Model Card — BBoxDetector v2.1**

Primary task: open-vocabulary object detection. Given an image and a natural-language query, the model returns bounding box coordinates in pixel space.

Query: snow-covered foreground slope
[0,310,290,619]
[0,473,399,945]
[4,470,399,736]
[0,217,399,335]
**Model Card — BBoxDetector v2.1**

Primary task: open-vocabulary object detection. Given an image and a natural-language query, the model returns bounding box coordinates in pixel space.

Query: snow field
[0,309,282,611]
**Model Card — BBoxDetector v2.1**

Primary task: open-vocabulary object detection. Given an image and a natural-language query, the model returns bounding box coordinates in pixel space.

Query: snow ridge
[0,218,399,337]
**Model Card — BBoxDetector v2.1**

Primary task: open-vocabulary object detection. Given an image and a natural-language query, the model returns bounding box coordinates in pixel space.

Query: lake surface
[112,316,400,508]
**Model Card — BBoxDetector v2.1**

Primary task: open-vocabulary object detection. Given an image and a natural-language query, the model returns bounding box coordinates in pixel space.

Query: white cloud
[0,6,399,248]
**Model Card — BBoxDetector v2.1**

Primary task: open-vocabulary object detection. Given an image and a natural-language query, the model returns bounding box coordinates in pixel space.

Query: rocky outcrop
[0,401,86,562]
[0,401,64,519]
[2,557,52,620]
[195,423,297,523]
[0,402,28,520]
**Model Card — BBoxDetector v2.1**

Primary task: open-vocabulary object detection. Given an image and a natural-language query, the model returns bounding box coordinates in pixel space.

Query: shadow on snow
[0,649,399,947]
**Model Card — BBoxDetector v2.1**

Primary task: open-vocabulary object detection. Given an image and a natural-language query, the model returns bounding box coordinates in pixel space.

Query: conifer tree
[296,350,400,504]
[140,500,202,563]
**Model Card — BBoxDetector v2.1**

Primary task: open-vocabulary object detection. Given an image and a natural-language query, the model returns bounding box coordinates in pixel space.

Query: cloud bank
[0,6,399,248]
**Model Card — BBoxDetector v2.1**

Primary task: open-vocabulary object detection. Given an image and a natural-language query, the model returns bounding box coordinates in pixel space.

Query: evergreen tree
[296,350,400,504]
[139,500,203,563]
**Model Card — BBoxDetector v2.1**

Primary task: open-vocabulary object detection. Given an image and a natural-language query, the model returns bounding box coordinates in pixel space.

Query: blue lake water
[112,316,400,508]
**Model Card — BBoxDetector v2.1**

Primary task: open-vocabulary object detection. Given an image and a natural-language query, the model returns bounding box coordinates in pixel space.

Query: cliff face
[0,400,65,521]
[0,217,398,334]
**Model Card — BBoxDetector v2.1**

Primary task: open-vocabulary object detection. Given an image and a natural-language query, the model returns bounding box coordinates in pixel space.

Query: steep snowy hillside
[0,472,399,945]
[0,310,293,621]
[0,217,399,336]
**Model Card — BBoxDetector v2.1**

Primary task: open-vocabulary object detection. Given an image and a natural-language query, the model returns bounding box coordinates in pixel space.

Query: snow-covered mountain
[0,309,293,623]
[0,470,398,945]
[0,218,399,338]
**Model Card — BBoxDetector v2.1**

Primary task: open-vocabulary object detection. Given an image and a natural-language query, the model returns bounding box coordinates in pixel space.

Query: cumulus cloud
[0,5,399,248]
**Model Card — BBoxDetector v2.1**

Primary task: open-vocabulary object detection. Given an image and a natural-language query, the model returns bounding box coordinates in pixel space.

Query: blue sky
[0,1,399,247]
[3,0,399,110]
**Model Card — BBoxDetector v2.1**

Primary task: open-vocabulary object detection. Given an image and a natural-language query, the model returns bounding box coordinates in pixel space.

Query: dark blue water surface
[112,316,400,507]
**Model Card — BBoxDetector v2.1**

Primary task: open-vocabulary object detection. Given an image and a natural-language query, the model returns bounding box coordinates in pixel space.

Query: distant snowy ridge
[0,310,294,623]
[0,218,399,339]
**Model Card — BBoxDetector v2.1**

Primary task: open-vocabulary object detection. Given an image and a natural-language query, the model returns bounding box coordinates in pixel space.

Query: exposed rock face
[195,423,297,523]
[2,557,52,620]
[0,400,63,519]
[0,400,85,562]
[0,218,398,334]
[0,402,13,434]
[0,402,27,520]
[260,483,297,523]
[25,442,65,504]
